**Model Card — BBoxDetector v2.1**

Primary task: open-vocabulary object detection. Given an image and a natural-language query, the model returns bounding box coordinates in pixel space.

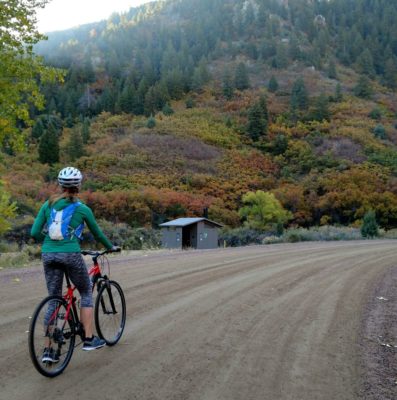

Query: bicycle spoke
[28,296,75,377]
[95,280,126,345]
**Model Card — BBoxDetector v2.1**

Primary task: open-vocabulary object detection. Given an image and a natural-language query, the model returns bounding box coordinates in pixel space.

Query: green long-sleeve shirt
[30,198,113,252]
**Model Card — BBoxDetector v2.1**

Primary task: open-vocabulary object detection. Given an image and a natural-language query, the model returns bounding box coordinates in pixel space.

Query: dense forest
[35,0,397,118]
[1,0,397,251]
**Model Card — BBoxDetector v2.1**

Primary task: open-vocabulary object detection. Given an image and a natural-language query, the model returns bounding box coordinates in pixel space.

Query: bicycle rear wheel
[95,280,126,345]
[28,295,75,377]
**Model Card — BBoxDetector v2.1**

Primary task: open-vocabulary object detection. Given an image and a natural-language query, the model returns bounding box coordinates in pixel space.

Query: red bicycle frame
[46,259,101,339]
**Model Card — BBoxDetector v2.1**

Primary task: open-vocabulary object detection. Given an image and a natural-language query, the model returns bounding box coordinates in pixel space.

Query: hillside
[1,0,397,247]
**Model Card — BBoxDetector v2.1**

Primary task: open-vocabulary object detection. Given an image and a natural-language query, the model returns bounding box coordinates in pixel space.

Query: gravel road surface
[0,241,396,400]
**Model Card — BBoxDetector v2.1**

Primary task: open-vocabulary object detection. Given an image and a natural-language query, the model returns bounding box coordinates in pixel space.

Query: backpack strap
[48,201,84,240]
[65,202,84,240]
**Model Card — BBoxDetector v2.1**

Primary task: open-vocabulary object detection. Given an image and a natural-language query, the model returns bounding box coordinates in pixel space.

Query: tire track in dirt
[0,241,396,400]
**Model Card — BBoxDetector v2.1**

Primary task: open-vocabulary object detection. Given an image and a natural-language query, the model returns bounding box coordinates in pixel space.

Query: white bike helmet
[58,167,83,188]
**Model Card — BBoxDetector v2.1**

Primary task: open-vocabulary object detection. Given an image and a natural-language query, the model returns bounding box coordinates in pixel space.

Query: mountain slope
[2,0,397,237]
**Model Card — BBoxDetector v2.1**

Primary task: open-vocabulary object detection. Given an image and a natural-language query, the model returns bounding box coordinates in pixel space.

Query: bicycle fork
[99,281,118,315]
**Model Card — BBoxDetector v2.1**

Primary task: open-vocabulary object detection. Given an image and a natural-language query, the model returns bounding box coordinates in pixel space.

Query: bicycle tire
[94,280,126,345]
[28,295,75,378]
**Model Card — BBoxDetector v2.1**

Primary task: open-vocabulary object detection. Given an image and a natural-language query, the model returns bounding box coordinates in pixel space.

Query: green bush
[368,108,382,120]
[373,124,387,140]
[146,116,156,129]
[380,229,397,239]
[0,241,43,268]
[22,244,42,259]
[162,104,174,116]
[220,227,268,247]
[221,225,363,247]
[185,97,195,108]
[0,252,30,269]
[282,226,362,242]
[361,211,379,238]
[0,241,19,253]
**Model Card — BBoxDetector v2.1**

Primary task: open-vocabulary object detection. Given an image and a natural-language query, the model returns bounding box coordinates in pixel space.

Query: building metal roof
[159,218,222,228]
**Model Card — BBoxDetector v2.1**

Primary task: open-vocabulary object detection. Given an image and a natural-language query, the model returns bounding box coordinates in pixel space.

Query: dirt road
[0,241,396,400]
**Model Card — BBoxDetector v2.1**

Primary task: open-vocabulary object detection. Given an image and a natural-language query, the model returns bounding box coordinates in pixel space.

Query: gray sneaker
[42,347,60,363]
[82,336,106,351]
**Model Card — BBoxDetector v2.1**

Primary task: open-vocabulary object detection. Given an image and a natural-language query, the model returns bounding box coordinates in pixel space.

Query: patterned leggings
[42,252,93,308]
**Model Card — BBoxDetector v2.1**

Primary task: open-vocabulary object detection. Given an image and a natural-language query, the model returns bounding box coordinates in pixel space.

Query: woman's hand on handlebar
[110,246,121,253]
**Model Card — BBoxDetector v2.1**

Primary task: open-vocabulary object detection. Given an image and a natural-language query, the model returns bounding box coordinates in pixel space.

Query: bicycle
[28,249,126,378]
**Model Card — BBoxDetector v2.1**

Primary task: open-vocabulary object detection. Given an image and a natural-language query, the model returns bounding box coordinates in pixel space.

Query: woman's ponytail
[49,187,78,205]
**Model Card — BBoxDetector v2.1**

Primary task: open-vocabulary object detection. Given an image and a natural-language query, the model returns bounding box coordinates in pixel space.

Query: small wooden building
[159,218,222,250]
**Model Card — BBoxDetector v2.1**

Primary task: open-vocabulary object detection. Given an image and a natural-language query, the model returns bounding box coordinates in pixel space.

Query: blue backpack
[48,202,84,241]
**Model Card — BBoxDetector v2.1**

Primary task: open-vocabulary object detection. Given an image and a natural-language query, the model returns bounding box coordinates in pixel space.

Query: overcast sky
[37,0,156,32]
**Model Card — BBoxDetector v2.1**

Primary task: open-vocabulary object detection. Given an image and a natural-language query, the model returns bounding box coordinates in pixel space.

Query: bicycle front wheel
[95,280,126,345]
[28,295,75,378]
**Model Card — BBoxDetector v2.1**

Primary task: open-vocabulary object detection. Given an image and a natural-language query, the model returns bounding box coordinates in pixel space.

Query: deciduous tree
[239,190,292,231]
[0,0,64,151]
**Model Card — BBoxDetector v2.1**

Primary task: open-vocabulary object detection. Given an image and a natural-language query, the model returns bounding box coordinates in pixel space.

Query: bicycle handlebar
[81,247,121,257]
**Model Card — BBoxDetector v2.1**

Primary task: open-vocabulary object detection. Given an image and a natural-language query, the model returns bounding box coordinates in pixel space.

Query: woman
[31,167,120,362]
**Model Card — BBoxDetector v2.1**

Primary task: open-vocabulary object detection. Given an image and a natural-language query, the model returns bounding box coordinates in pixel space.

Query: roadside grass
[278,226,362,243]
[221,225,397,247]
[0,251,30,270]
[1,226,396,269]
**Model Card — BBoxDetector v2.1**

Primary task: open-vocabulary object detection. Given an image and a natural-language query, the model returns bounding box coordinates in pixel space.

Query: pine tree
[353,75,373,99]
[288,36,301,61]
[271,134,288,155]
[191,68,204,93]
[144,87,157,117]
[47,98,57,114]
[164,68,185,100]
[243,2,255,30]
[119,84,136,114]
[162,103,174,116]
[290,77,309,111]
[245,43,258,60]
[65,114,74,128]
[222,69,234,100]
[31,119,45,139]
[67,128,85,161]
[81,118,90,144]
[259,95,269,121]
[191,57,211,92]
[384,58,397,89]
[356,49,375,78]
[268,75,279,93]
[274,44,288,69]
[373,124,387,140]
[38,125,59,165]
[361,211,379,238]
[334,82,343,102]
[247,102,267,141]
[312,93,330,122]
[146,115,156,129]
[98,87,116,113]
[327,59,337,79]
[234,62,250,91]
[82,59,96,83]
